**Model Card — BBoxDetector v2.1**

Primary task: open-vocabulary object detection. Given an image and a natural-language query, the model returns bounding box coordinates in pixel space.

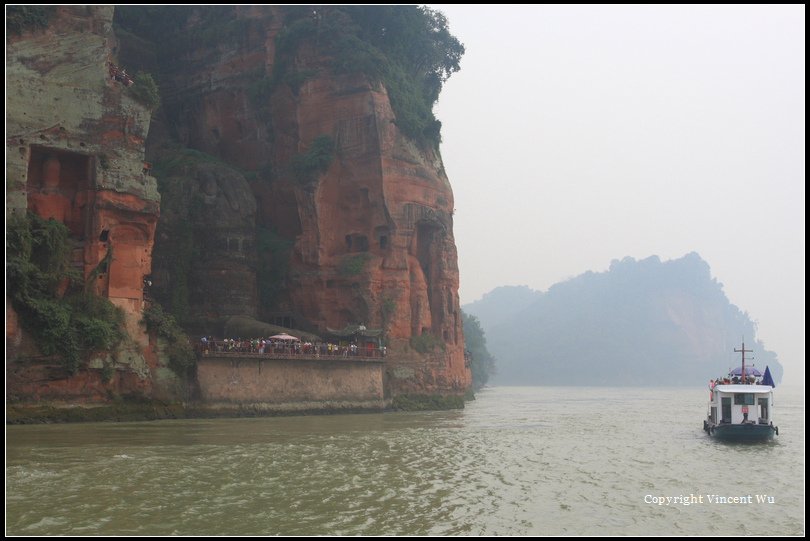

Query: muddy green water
[6,386,804,535]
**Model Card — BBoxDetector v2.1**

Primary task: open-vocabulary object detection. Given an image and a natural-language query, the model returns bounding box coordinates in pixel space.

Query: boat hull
[704,422,777,442]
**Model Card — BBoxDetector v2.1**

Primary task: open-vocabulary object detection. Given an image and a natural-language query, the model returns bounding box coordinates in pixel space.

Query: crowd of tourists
[197,336,386,358]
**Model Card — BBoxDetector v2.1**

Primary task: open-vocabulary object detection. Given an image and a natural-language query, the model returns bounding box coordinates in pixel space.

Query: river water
[6,386,805,535]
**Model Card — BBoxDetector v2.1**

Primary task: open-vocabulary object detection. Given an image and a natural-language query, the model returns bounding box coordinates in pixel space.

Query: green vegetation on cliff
[115,6,252,56]
[276,6,463,147]
[291,135,335,185]
[338,253,371,277]
[6,6,56,35]
[462,312,497,390]
[409,332,446,354]
[127,71,161,110]
[115,6,463,148]
[141,303,196,378]
[6,212,125,372]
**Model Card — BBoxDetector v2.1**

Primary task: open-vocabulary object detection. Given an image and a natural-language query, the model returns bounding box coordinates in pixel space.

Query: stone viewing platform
[196,344,387,413]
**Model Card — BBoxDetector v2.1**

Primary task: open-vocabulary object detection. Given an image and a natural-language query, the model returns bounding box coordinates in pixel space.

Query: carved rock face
[145,7,471,394]
[8,6,160,320]
[151,161,258,321]
[6,6,169,399]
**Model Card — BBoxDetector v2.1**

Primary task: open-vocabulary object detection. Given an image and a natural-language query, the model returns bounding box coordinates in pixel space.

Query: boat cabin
[708,385,774,426]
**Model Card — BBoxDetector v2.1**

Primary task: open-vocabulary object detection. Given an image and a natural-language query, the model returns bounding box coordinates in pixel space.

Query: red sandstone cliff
[6,7,179,401]
[6,6,471,407]
[137,6,471,394]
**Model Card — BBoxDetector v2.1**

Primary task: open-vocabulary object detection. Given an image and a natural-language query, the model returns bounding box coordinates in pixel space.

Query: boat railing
[712,377,762,386]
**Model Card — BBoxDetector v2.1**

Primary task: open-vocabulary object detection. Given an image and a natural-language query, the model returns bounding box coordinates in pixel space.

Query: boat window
[733,393,755,406]
[758,398,769,421]
[721,398,731,423]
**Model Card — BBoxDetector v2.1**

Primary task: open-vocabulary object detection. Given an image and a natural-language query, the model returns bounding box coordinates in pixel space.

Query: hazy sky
[433,5,805,378]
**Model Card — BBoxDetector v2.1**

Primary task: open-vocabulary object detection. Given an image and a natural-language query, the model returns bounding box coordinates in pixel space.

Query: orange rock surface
[149,7,471,394]
[7,6,471,405]
[6,6,166,401]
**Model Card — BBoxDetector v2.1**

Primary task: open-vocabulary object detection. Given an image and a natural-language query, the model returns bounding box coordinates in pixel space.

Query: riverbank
[6,393,471,424]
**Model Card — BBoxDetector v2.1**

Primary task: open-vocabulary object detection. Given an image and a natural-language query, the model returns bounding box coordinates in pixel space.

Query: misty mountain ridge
[464,252,783,386]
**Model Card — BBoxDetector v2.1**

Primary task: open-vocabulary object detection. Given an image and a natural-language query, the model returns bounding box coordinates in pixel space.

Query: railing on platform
[197,340,386,361]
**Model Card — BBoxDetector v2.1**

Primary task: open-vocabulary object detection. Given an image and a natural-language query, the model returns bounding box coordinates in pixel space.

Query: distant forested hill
[464,253,783,386]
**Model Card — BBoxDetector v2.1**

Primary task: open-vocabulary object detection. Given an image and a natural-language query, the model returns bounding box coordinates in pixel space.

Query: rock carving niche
[107,224,149,300]
[345,233,369,253]
[374,225,390,251]
[415,222,437,285]
[336,294,370,328]
[407,220,441,337]
[26,146,93,239]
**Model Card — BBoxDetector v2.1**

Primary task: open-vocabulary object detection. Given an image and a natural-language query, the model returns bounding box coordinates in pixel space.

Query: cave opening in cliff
[415,221,448,337]
[345,233,369,253]
[26,146,94,240]
[375,226,390,251]
[415,222,438,286]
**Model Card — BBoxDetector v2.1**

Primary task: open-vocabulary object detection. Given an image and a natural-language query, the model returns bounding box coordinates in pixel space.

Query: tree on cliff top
[6,6,56,35]
[114,6,464,147]
[275,6,465,147]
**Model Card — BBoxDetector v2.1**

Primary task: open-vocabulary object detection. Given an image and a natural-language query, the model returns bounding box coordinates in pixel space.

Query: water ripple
[6,386,805,535]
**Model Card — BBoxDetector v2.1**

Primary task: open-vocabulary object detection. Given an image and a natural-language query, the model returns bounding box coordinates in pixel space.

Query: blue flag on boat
[762,366,775,388]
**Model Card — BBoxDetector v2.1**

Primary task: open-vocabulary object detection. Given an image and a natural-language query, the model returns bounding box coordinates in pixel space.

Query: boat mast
[735,340,753,384]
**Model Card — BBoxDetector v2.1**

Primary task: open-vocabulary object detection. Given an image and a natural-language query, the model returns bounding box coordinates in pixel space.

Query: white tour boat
[703,341,778,442]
